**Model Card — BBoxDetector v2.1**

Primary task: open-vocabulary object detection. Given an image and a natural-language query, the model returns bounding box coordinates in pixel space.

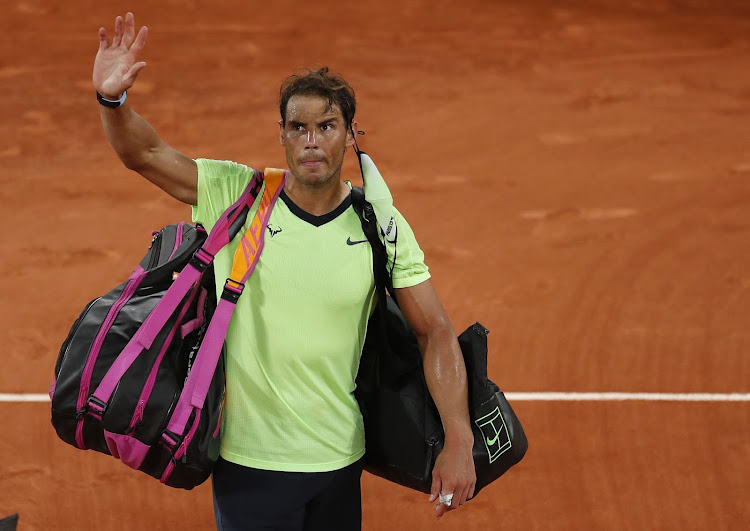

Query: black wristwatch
[97,91,128,108]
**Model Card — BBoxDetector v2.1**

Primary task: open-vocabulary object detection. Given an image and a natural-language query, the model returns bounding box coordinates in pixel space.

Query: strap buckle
[221,279,244,303]
[189,248,215,272]
[86,396,108,419]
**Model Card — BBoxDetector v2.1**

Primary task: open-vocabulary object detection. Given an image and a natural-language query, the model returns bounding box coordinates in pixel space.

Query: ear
[279,120,285,145]
[346,120,358,148]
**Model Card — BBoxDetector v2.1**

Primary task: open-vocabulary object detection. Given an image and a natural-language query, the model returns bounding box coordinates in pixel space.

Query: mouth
[299,159,325,168]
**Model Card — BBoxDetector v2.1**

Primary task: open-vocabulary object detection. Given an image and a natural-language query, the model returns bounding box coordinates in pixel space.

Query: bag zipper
[146,232,163,270]
[128,282,200,435]
[424,435,439,481]
[166,222,186,262]
[160,406,202,484]
[74,268,147,449]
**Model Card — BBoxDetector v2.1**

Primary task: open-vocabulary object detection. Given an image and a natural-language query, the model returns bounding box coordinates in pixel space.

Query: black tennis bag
[50,170,281,489]
[352,188,528,496]
[51,222,222,488]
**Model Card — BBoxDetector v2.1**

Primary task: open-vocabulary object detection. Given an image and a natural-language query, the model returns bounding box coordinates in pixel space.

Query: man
[93,12,476,530]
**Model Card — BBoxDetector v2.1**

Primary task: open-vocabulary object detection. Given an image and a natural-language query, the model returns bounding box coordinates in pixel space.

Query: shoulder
[192,159,257,226]
[195,158,255,183]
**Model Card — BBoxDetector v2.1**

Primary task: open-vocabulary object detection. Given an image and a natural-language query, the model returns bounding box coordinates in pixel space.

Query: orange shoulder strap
[226,168,286,291]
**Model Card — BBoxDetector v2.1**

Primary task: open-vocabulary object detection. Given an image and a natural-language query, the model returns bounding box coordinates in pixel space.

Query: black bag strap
[352,186,424,389]
[351,186,393,301]
[352,186,389,391]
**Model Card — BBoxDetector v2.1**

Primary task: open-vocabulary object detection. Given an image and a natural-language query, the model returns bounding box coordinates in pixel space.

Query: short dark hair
[279,66,356,128]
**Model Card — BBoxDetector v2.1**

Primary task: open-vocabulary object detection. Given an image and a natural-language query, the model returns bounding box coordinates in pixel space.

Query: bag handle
[131,169,265,350]
[164,168,287,440]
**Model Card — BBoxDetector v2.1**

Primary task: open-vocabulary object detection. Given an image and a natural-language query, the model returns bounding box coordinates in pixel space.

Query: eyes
[292,123,335,132]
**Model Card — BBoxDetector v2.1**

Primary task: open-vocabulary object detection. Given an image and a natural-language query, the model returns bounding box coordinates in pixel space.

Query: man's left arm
[395,279,477,520]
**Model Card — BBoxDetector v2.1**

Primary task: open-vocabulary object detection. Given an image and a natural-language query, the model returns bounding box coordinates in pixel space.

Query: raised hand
[93,12,148,100]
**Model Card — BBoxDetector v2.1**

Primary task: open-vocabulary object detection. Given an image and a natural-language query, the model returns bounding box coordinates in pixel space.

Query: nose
[305,130,317,148]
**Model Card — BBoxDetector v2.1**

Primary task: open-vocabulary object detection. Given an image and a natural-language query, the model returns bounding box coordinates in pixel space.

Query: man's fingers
[124,62,147,84]
[429,473,441,503]
[457,484,470,506]
[112,16,123,47]
[122,12,135,48]
[132,26,148,53]
[98,27,109,51]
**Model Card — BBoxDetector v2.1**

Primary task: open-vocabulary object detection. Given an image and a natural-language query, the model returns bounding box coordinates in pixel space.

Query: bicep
[134,142,198,205]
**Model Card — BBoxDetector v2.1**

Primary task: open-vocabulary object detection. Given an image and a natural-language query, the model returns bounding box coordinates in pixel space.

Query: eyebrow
[287,117,339,128]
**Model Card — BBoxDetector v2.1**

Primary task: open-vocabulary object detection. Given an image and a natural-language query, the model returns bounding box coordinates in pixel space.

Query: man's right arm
[100,103,197,205]
[95,12,197,205]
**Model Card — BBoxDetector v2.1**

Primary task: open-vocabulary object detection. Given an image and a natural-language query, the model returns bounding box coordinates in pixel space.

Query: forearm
[418,325,474,446]
[100,102,163,171]
[93,14,197,204]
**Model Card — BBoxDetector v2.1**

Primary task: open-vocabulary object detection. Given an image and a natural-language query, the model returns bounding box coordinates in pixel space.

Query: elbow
[415,315,455,346]
[120,152,151,173]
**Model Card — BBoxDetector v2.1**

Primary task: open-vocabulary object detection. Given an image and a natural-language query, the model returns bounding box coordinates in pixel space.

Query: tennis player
[93,12,476,530]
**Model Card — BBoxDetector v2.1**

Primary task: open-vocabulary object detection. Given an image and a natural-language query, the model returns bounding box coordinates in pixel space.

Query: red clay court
[1,1,748,529]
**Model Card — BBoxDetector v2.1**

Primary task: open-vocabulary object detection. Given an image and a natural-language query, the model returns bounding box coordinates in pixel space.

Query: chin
[295,167,330,185]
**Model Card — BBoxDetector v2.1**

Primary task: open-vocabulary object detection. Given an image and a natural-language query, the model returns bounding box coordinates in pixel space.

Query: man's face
[280,94,354,187]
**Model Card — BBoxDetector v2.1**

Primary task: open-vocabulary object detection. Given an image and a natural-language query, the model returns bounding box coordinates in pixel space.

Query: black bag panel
[79,414,111,454]
[162,353,225,489]
[470,390,528,495]
[55,297,99,378]
[130,368,224,491]
[356,296,421,396]
[360,384,443,493]
[161,458,212,491]
[139,447,172,483]
[458,323,495,408]
[380,297,422,381]
[102,288,195,438]
[52,284,129,418]
[101,263,217,442]
[82,291,165,441]
[358,299,444,493]
[364,440,438,494]
[49,408,79,448]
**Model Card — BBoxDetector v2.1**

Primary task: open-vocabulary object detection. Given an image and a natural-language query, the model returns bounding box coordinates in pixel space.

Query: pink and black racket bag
[51,170,282,489]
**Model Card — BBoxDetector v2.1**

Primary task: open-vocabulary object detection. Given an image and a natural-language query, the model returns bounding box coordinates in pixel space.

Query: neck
[284,174,350,216]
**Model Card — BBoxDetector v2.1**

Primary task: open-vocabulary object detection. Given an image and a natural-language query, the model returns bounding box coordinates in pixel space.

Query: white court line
[1,393,749,403]
[505,392,750,402]
[1,394,51,402]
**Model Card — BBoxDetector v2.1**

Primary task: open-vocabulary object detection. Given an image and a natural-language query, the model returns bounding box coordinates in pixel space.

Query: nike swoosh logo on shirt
[346,237,368,246]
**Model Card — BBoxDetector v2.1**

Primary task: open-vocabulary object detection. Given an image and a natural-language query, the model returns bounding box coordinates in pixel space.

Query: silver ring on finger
[439,492,454,507]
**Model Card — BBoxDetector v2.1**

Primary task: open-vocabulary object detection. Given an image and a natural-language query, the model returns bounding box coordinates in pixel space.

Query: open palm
[93,12,148,99]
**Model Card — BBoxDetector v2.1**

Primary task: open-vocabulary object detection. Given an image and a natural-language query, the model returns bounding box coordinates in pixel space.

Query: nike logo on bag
[346,237,368,246]
[486,431,501,447]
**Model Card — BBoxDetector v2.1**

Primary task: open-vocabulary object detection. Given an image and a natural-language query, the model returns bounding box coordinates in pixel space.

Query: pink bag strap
[90,170,265,410]
[164,168,287,440]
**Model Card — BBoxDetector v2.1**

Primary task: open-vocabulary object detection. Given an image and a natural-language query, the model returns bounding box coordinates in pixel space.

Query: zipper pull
[135,400,145,423]
[179,438,189,463]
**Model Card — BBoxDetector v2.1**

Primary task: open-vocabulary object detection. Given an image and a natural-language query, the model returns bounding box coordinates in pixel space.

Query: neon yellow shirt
[192,158,430,472]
